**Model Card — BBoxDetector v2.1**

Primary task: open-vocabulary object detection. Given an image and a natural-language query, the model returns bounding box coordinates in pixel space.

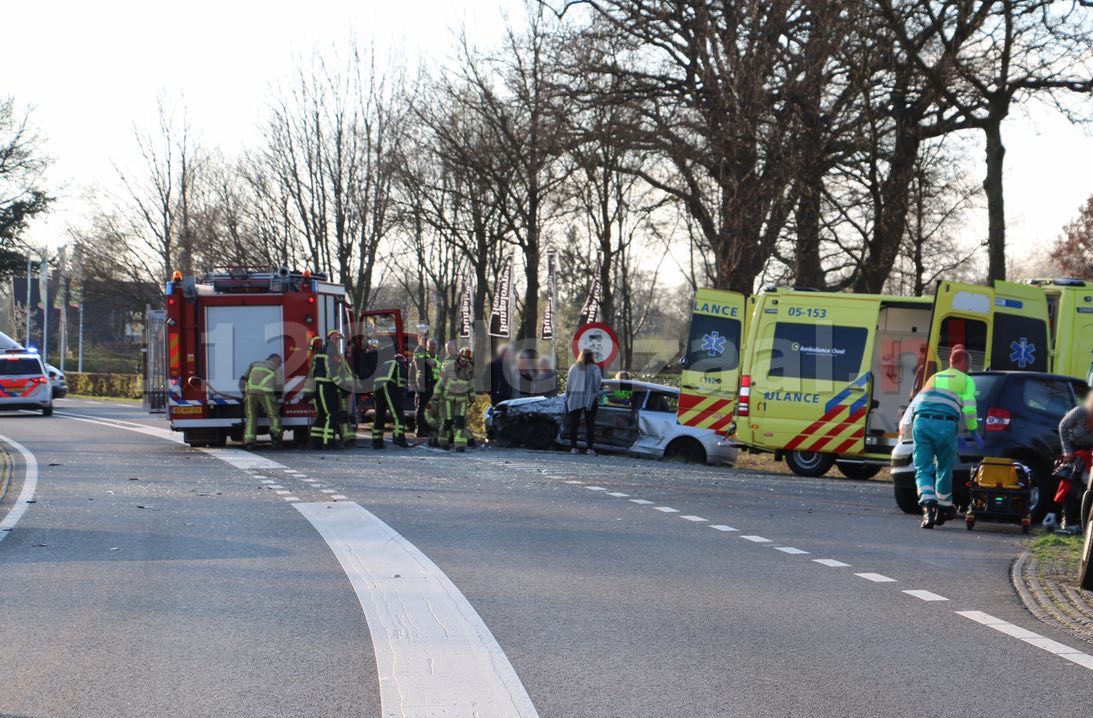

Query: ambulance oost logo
[702,331,727,358]
[1010,337,1036,369]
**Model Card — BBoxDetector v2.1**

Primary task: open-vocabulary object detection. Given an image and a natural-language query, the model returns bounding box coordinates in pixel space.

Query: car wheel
[1027,459,1054,524]
[524,421,557,451]
[665,438,707,465]
[894,485,920,514]
[1079,519,1093,592]
[836,461,882,480]
[1082,489,1093,529]
[42,404,53,417]
[785,450,835,478]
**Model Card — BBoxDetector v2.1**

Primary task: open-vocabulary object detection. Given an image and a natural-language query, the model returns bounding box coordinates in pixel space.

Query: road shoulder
[1013,536,1093,646]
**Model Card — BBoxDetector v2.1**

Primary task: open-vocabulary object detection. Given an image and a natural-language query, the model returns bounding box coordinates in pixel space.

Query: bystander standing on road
[565,349,603,456]
[904,344,980,529]
[489,344,514,406]
[536,356,558,397]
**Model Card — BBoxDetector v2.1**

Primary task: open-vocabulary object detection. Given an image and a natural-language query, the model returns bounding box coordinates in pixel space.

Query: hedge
[67,372,143,400]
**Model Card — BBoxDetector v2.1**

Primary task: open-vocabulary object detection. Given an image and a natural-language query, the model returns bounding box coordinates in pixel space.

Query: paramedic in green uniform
[910,344,981,529]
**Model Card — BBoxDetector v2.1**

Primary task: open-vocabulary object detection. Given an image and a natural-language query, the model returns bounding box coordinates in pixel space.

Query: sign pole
[24,253,31,346]
[40,255,48,362]
[78,301,84,373]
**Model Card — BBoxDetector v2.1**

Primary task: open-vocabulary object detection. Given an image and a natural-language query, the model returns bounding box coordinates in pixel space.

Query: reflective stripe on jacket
[246,360,282,394]
[913,368,978,432]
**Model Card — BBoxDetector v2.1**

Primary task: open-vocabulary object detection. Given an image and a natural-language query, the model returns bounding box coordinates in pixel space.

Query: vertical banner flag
[488,253,514,338]
[38,255,48,309]
[458,268,474,339]
[578,260,602,327]
[541,250,557,340]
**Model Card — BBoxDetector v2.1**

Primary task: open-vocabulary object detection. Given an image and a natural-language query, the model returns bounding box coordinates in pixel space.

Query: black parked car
[890,371,1088,519]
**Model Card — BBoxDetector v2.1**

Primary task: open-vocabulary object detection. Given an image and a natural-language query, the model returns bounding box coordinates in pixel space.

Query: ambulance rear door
[989,281,1050,372]
[744,293,877,458]
[677,289,746,435]
[924,282,993,380]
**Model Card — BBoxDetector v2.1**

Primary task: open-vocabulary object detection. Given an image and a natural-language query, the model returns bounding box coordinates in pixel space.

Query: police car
[0,349,54,415]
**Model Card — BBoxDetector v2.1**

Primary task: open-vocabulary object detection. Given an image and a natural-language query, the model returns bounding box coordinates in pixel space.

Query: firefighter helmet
[309,336,323,351]
[327,329,343,340]
[459,347,473,360]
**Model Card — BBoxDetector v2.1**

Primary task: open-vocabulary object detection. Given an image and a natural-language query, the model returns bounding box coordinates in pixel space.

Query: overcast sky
[4,0,1093,271]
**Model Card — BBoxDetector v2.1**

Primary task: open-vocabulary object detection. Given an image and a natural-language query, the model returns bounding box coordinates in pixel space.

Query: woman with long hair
[565,349,604,455]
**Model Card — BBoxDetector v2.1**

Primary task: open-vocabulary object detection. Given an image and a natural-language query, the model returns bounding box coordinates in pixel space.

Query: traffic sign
[572,322,619,369]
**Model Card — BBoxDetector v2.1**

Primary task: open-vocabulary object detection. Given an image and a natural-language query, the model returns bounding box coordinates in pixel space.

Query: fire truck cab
[162,267,350,447]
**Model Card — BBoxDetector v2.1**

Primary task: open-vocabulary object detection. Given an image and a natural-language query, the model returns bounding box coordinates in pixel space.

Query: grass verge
[1030,532,1084,574]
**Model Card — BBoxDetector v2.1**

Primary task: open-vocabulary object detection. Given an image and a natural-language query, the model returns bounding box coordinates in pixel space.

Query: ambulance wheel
[966,514,976,531]
[836,462,882,480]
[785,451,835,478]
[1079,519,1093,591]
[41,405,53,417]
[1081,490,1093,529]
[894,486,920,514]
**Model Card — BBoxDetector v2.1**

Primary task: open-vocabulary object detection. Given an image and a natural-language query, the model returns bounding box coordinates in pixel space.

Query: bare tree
[0,97,51,276]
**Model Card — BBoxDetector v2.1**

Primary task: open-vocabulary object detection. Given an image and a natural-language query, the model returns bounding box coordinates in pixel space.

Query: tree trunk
[793,176,825,289]
[983,120,1007,281]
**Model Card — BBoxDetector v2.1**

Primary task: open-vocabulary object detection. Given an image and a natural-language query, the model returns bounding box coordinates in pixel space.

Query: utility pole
[24,252,31,347]
[39,252,48,361]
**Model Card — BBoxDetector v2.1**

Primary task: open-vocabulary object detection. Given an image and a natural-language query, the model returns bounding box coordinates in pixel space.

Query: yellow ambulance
[680,280,1054,478]
[1029,278,1093,382]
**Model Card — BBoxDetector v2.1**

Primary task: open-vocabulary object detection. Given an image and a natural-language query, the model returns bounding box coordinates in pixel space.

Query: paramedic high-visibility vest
[915,368,978,432]
[246,359,281,394]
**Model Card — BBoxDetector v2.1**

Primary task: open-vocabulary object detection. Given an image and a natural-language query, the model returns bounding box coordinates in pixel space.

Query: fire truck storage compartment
[203,305,285,396]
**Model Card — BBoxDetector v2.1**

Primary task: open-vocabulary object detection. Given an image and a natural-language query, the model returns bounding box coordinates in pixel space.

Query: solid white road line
[653,506,679,513]
[957,611,1093,673]
[630,499,653,505]
[740,535,772,543]
[0,434,38,542]
[294,502,540,717]
[709,525,739,532]
[813,559,851,568]
[680,515,707,522]
[773,547,809,555]
[903,590,948,602]
[856,573,898,583]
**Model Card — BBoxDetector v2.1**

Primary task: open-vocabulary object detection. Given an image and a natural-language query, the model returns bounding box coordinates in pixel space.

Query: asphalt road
[1,399,1090,717]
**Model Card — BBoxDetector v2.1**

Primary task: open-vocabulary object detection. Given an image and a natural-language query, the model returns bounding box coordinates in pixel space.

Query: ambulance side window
[684,315,741,371]
[936,317,988,371]
[767,323,868,383]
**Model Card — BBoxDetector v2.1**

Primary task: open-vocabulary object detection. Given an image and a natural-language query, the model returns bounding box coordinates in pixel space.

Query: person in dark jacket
[489,345,513,406]
[1051,392,1093,532]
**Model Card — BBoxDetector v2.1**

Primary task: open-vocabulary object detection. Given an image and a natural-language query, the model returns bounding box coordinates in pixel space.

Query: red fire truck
[153,267,411,447]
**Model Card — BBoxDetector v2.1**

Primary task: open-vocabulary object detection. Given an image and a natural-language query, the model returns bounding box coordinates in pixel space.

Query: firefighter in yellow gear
[306,335,347,450]
[437,347,475,452]
[243,353,284,450]
[373,353,409,449]
[326,329,357,447]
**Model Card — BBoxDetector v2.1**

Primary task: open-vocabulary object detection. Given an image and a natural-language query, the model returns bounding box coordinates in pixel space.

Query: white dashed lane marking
[653,507,680,513]
[283,496,300,502]
[741,535,772,543]
[681,516,707,522]
[814,559,851,567]
[331,495,348,501]
[585,486,607,492]
[564,480,583,485]
[607,492,629,498]
[773,547,809,555]
[856,573,898,583]
[904,590,949,602]
[322,489,336,494]
[710,525,738,532]
[274,490,292,496]
[630,499,653,505]
[957,611,1093,672]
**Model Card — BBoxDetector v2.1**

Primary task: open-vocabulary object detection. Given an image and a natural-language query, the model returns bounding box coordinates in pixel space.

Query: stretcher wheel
[965,514,976,531]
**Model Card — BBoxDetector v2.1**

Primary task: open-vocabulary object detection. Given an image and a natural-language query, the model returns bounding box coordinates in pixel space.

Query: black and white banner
[577,260,602,327]
[488,253,514,338]
[458,269,474,339]
[541,250,557,341]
